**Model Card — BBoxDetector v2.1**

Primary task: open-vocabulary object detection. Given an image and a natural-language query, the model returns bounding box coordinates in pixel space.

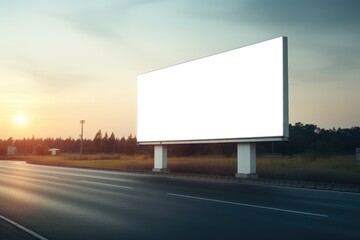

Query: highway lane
[0,160,359,240]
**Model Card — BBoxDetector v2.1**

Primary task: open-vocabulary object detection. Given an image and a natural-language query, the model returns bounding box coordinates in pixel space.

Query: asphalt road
[0,160,359,240]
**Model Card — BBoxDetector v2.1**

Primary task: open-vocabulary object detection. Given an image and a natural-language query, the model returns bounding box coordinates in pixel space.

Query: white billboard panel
[137,37,288,144]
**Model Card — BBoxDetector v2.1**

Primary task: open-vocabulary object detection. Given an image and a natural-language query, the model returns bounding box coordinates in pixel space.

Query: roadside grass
[257,155,360,184]
[3,154,360,185]
[8,154,154,171]
[168,156,236,176]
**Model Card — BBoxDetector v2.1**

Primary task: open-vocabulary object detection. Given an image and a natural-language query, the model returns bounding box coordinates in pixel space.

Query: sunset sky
[0,0,359,140]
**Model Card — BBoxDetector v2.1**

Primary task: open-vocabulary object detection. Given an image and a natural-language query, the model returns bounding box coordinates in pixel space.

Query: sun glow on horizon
[14,113,28,127]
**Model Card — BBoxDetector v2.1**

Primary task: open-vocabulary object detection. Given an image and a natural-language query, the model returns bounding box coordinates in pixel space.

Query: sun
[14,113,28,127]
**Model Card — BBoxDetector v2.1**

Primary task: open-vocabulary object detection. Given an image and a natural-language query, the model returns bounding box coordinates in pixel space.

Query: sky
[0,0,359,140]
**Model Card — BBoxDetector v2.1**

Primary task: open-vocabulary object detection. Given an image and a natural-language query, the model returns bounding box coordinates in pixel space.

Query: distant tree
[102,132,108,152]
[93,130,102,141]
[286,122,319,154]
[103,132,108,141]
[125,134,137,155]
[108,132,116,153]
[0,139,6,155]
[93,130,102,153]
[6,137,14,147]
[34,143,47,156]
[118,137,126,153]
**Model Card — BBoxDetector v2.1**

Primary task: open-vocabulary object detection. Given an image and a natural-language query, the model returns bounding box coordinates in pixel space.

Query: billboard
[137,37,288,145]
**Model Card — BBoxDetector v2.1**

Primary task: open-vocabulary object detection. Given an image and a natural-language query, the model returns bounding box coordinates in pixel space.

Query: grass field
[2,154,360,185]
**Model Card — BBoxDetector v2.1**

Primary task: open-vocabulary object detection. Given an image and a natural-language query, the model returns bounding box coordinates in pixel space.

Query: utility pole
[80,120,85,159]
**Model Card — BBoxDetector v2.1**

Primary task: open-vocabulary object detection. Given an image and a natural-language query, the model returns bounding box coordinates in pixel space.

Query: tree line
[0,123,359,156]
[0,130,146,156]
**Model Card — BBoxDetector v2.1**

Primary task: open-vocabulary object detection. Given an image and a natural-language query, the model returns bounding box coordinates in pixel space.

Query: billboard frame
[137,36,288,145]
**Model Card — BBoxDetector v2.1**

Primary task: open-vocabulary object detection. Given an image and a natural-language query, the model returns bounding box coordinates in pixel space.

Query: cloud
[185,0,360,34]
[10,63,96,94]
[223,0,360,81]
[56,0,165,44]
[243,0,360,29]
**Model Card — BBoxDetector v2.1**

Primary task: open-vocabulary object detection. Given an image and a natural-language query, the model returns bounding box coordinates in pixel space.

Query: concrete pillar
[153,145,168,172]
[235,143,257,178]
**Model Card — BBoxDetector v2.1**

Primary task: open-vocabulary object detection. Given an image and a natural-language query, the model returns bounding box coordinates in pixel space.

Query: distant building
[7,146,17,155]
[48,148,60,156]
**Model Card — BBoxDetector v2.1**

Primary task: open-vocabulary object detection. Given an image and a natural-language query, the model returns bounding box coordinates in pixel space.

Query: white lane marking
[80,180,133,189]
[0,170,59,180]
[28,174,59,179]
[168,193,328,218]
[13,161,148,178]
[235,180,360,195]
[0,215,48,240]
[0,165,135,183]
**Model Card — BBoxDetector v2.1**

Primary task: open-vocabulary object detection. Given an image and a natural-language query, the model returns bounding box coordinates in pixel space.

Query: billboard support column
[236,143,257,178]
[153,145,168,172]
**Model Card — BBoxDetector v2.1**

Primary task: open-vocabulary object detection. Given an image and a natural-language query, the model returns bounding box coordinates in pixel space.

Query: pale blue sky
[0,0,359,139]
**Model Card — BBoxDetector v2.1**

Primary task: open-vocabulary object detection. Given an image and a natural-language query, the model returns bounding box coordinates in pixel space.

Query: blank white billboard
[137,37,288,144]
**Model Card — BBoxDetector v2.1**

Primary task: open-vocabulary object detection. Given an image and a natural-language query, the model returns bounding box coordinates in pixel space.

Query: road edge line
[168,193,328,218]
[79,180,133,189]
[0,215,48,240]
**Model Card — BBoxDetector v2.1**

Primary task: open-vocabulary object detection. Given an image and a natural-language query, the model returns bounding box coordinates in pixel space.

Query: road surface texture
[0,160,359,240]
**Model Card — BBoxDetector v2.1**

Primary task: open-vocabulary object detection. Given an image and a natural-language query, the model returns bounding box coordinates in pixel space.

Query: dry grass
[168,156,236,176]
[3,154,360,184]
[16,154,154,171]
[257,155,360,184]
